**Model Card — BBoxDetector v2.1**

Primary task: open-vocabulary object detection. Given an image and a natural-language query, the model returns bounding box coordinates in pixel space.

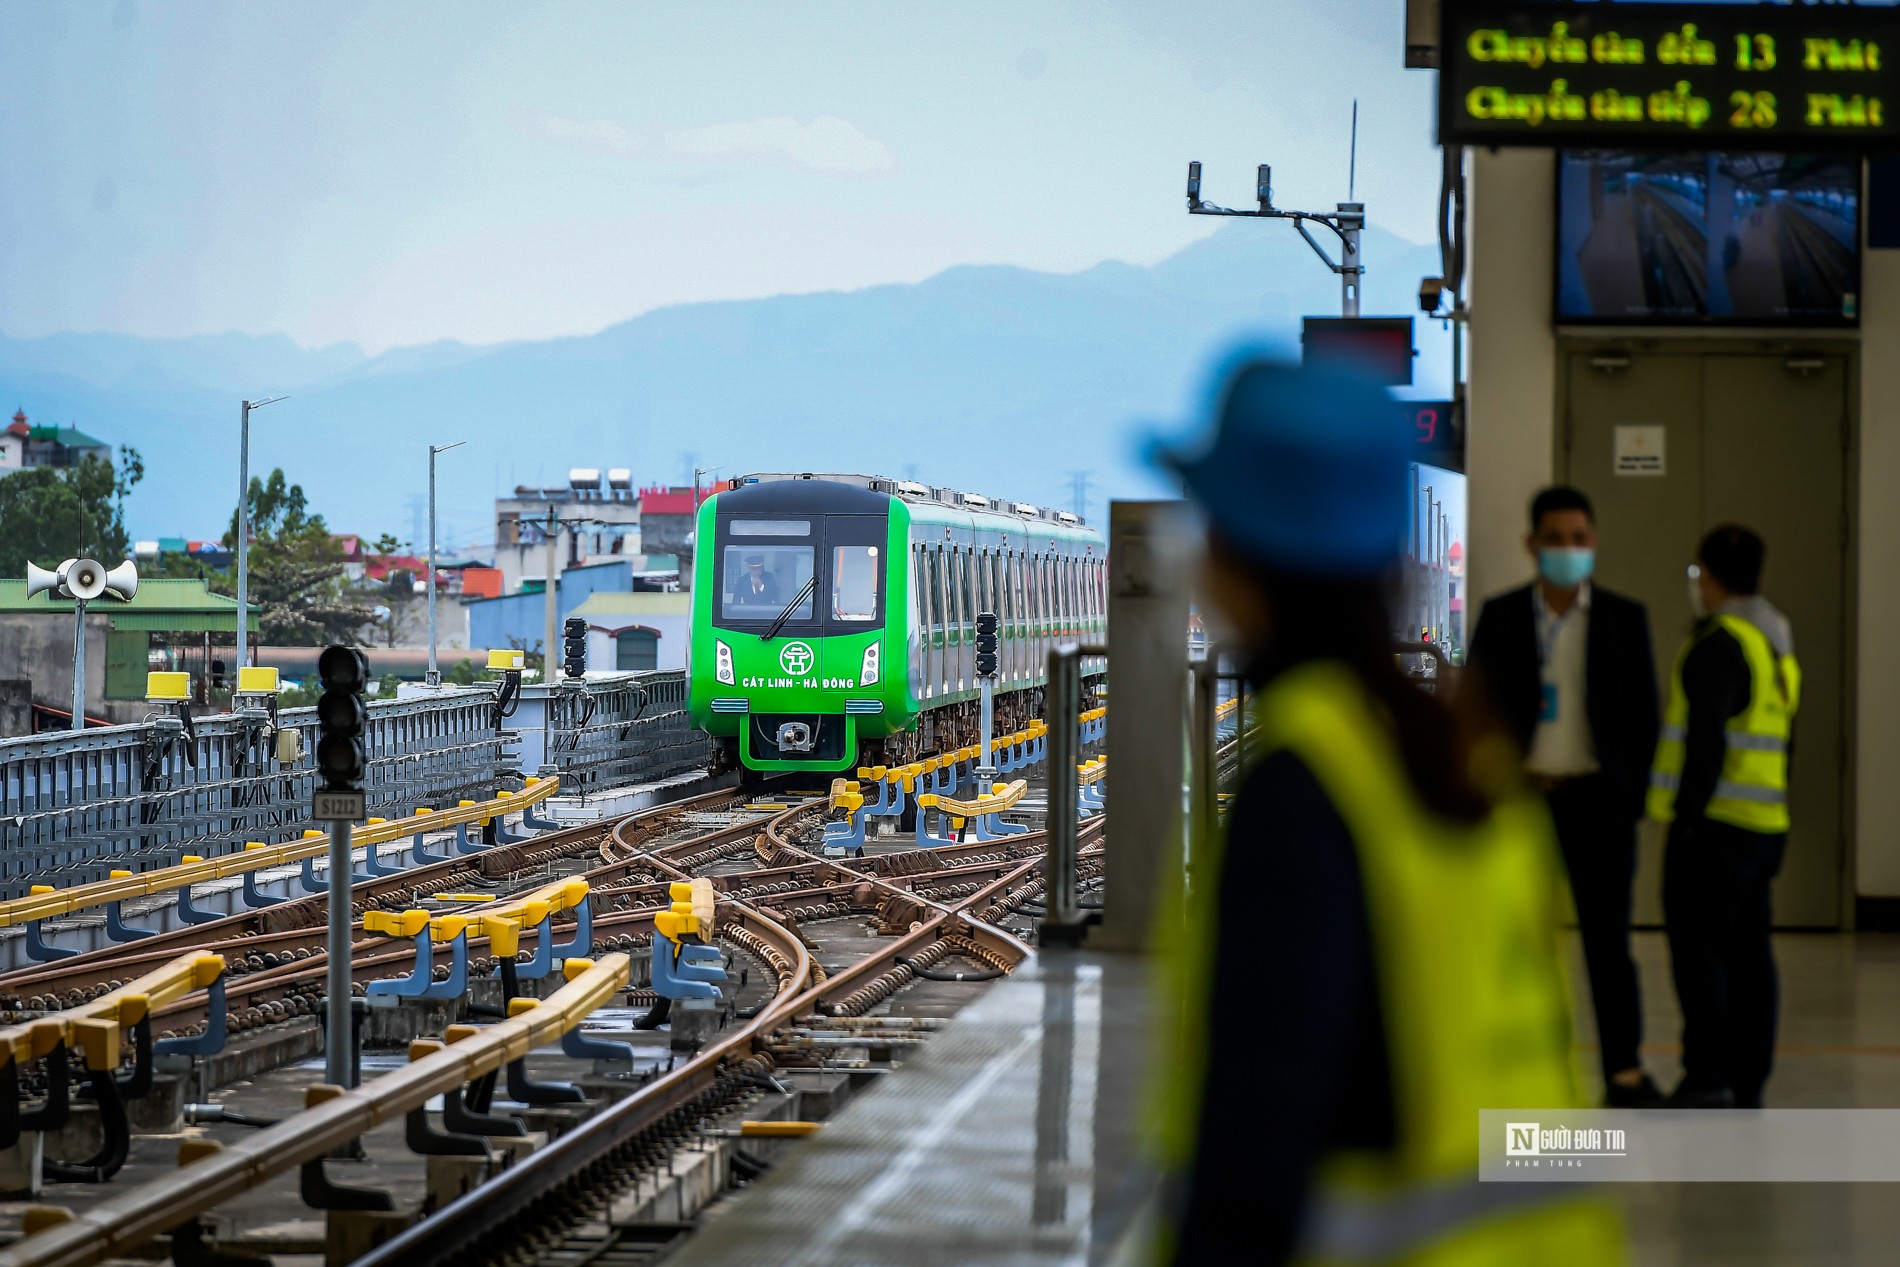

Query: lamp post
[235,396,287,672]
[426,440,466,687]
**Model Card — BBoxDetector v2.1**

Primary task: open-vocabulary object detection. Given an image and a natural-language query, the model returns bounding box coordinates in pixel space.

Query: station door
[1562,347,1849,927]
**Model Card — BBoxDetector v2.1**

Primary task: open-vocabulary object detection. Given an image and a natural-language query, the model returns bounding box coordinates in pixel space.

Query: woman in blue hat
[1151,357,1621,1266]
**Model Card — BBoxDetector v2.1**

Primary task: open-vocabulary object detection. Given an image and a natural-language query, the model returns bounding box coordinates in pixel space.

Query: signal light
[974,610,999,679]
[316,645,369,788]
[562,616,588,679]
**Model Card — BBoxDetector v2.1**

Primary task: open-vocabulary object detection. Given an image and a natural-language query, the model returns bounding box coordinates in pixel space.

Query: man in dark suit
[1468,486,1663,1107]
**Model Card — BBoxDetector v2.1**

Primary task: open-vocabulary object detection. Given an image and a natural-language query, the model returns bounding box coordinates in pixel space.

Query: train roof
[720,472,1087,530]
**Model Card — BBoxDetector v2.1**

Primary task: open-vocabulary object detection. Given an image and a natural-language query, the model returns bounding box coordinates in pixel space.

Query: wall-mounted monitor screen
[1555,150,1860,326]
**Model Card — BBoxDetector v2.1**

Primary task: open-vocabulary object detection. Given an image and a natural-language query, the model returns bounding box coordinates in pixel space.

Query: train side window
[934,547,951,637]
[960,549,975,628]
[926,548,943,635]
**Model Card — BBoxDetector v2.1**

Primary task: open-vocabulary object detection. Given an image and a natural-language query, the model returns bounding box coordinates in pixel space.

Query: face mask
[1538,547,1595,589]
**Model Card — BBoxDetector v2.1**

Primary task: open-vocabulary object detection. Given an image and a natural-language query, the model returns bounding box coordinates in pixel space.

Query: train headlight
[715,639,735,685]
[860,642,880,687]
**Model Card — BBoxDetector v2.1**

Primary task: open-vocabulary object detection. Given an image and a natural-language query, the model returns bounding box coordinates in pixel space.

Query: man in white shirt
[1469,487,1663,1107]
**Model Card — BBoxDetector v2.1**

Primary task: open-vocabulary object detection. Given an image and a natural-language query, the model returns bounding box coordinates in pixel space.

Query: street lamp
[235,395,288,672]
[426,440,467,687]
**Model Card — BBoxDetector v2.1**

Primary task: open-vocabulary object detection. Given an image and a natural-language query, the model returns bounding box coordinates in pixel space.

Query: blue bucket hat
[1153,350,1410,577]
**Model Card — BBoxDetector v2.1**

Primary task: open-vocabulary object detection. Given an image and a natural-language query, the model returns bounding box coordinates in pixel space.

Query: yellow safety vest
[1647,614,1800,835]
[1153,660,1622,1265]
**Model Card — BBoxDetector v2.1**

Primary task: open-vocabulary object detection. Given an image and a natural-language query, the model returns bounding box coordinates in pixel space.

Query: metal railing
[535,670,711,793]
[0,670,711,899]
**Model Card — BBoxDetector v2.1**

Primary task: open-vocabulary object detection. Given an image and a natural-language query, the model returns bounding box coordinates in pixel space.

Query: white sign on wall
[1614,426,1666,477]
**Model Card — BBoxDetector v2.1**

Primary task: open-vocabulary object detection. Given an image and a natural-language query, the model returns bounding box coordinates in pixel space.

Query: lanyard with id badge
[1537,602,1571,724]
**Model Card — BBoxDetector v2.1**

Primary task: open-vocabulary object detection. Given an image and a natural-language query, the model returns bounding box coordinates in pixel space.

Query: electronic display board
[1409,400,1464,474]
[1302,317,1416,386]
[1441,2,1900,150]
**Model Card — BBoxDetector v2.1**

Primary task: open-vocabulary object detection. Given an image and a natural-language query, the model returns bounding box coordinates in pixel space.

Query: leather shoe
[1666,1081,1735,1109]
[1605,1074,1664,1108]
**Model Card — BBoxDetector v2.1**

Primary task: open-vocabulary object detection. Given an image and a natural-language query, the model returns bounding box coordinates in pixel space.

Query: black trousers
[1547,777,1643,1082]
[1663,820,1787,1107]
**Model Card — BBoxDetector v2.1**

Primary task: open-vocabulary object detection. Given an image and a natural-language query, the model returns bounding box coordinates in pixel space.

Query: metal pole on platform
[1336,200,1364,317]
[543,506,560,687]
[234,395,285,672]
[325,819,354,1087]
[1044,644,1080,936]
[70,598,87,730]
[976,674,996,785]
[1189,659,1218,878]
[426,440,466,688]
[236,400,250,674]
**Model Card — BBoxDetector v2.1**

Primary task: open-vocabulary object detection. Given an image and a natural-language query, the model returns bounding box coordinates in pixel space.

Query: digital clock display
[1440,2,1900,150]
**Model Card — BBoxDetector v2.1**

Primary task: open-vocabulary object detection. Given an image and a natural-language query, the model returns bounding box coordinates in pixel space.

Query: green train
[687,473,1106,776]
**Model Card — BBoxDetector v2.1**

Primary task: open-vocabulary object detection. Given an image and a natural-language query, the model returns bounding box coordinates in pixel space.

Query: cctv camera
[1418,276,1445,314]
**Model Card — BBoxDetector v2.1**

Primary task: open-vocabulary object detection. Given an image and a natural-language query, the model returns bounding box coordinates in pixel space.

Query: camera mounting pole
[1186,161,1364,317]
[1184,104,1366,318]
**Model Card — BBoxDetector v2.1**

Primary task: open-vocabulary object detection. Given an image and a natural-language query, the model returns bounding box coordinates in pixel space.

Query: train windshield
[830,546,880,621]
[721,546,815,623]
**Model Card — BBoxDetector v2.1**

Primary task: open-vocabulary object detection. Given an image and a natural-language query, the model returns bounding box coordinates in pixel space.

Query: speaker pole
[71,597,87,731]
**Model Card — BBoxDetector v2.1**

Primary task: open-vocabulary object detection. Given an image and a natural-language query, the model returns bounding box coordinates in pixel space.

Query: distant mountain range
[0,220,1448,550]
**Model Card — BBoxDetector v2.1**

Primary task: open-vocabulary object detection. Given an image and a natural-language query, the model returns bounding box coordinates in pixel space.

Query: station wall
[1465,148,1900,913]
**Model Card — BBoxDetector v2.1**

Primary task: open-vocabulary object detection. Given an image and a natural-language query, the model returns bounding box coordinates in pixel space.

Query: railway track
[352,793,1106,1267]
[0,722,1137,1267]
[0,786,787,1073]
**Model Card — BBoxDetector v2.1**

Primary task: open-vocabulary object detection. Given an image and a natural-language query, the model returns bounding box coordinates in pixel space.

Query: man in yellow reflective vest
[1150,353,1623,1265]
[1648,525,1798,1109]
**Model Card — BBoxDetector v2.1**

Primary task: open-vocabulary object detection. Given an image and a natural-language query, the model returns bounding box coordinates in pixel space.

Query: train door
[1562,346,1849,927]
[951,546,972,692]
[924,546,944,697]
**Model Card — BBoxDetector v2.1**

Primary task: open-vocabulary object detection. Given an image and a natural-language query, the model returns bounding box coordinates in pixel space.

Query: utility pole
[426,440,466,687]
[234,396,286,671]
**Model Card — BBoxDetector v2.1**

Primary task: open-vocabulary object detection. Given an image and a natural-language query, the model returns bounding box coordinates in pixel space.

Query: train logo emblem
[779,642,816,676]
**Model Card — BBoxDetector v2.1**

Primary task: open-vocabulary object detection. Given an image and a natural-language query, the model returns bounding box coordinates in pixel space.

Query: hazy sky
[1,0,1441,353]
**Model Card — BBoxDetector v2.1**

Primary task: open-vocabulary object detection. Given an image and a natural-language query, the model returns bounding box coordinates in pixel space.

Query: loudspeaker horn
[24,561,63,599]
[102,560,139,601]
[65,558,108,601]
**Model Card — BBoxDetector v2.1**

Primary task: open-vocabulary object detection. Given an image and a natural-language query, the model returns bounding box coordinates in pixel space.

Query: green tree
[213,468,373,647]
[0,448,143,577]
[446,658,480,686]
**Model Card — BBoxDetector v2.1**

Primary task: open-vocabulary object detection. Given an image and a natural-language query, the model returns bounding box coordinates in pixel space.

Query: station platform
[670,950,1157,1267]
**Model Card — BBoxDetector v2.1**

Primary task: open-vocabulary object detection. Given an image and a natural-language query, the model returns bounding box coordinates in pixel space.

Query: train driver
[738,554,780,605]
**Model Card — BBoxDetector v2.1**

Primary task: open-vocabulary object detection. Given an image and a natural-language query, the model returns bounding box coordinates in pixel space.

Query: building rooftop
[26,424,108,450]
[0,577,259,633]
[568,591,691,619]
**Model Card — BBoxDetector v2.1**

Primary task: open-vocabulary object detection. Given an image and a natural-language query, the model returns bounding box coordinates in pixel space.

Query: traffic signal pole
[314,645,369,1090]
[974,612,999,786]
[325,818,354,1088]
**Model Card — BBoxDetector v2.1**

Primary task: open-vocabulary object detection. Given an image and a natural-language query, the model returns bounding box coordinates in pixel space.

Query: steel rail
[358,803,1102,1267]
[0,955,640,1267]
